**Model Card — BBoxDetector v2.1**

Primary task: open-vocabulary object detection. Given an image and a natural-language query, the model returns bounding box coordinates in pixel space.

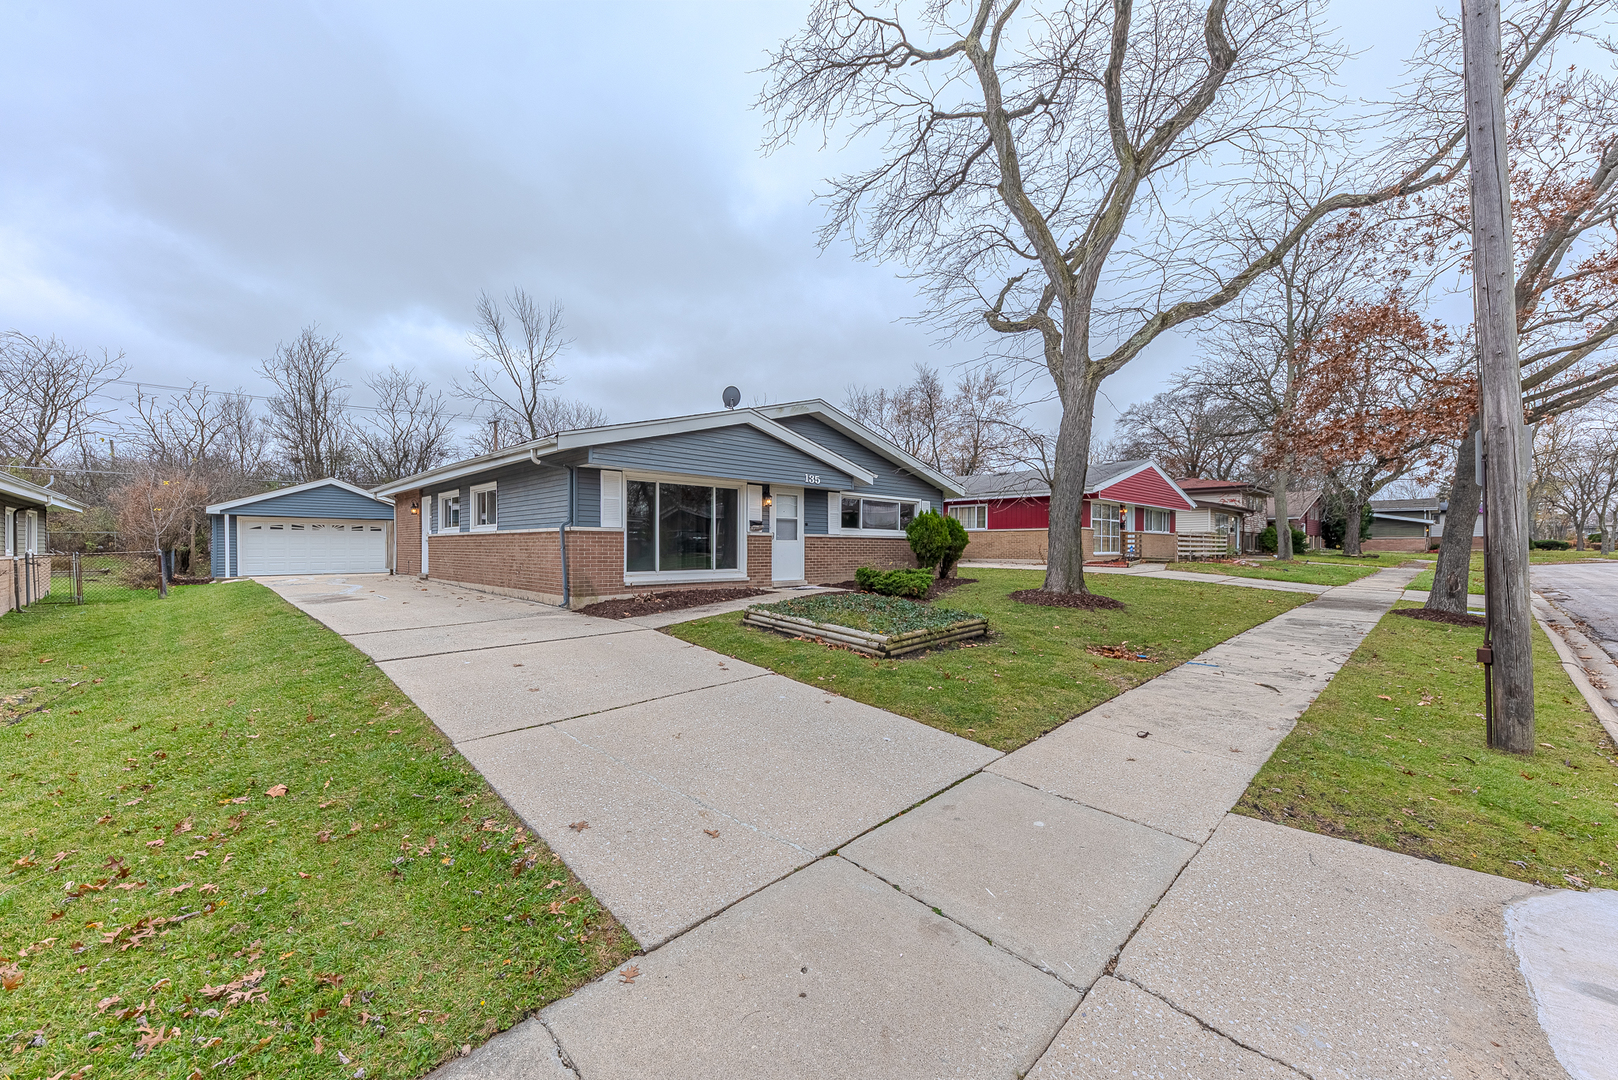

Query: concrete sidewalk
[266,568,1566,1080]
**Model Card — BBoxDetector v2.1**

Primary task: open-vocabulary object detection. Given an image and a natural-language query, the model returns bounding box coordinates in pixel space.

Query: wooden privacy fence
[1176,532,1232,561]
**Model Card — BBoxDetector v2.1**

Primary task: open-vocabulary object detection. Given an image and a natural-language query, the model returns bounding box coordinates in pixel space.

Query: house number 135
[804,473,822,485]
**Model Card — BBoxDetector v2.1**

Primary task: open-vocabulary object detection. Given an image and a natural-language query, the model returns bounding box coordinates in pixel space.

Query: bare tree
[845,363,1032,474]
[110,465,210,590]
[259,326,354,482]
[462,396,608,456]
[1544,411,1618,549]
[458,289,580,443]
[0,330,126,467]
[1105,387,1252,479]
[761,0,1585,594]
[353,366,459,486]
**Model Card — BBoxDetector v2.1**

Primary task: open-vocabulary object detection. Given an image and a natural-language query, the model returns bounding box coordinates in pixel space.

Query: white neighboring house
[1,472,88,612]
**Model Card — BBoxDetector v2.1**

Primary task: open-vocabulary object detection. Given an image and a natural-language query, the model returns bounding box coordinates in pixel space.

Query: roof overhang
[1086,461,1199,511]
[757,401,964,498]
[206,477,393,515]
[0,473,88,513]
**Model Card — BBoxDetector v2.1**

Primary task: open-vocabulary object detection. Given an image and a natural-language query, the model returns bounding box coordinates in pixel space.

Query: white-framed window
[624,476,744,581]
[437,492,460,533]
[747,484,768,533]
[949,504,988,531]
[1093,501,1120,554]
[599,470,624,529]
[1142,508,1172,533]
[471,482,498,531]
[835,493,926,535]
[3,507,12,557]
[25,510,38,554]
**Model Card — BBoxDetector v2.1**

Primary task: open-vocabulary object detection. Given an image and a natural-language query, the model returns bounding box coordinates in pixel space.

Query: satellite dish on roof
[722,386,741,409]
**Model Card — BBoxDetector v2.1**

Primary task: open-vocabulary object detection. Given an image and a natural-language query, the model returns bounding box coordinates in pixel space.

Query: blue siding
[210,516,225,577]
[586,424,853,491]
[773,415,944,503]
[426,459,573,531]
[225,483,392,519]
[574,468,601,528]
[803,489,829,535]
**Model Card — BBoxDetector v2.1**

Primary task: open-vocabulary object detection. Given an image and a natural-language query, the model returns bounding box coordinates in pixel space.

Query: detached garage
[208,479,393,578]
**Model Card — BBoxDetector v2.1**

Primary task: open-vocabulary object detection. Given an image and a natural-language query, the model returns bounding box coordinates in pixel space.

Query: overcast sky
[2,0,1455,443]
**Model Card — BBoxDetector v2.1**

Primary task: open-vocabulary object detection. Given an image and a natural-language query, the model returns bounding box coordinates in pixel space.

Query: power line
[97,379,490,424]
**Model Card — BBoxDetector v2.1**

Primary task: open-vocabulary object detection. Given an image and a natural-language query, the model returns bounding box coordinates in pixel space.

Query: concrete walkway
[266,568,1565,1080]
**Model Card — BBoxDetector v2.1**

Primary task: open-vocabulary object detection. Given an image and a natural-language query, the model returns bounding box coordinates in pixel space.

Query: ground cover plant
[0,583,631,1080]
[1237,602,1618,890]
[675,568,1311,751]
[1169,559,1379,587]
[753,592,974,636]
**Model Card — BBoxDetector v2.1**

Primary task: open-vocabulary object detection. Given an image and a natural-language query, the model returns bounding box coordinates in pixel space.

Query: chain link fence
[37,551,167,605]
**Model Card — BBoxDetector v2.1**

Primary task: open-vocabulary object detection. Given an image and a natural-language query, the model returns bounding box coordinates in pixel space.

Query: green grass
[670,568,1312,752]
[754,593,977,635]
[1405,548,1618,594]
[1236,603,1618,890]
[1293,551,1426,567]
[0,583,632,1080]
[1170,559,1381,587]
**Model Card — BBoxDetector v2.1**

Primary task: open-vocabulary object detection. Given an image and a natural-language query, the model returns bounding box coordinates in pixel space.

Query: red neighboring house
[1172,477,1272,554]
[1265,489,1326,550]
[944,460,1198,563]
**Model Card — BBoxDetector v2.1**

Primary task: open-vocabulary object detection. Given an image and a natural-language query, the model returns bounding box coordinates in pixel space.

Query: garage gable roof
[206,478,393,517]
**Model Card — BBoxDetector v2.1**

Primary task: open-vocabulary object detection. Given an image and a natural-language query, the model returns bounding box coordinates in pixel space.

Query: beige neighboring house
[1,472,87,613]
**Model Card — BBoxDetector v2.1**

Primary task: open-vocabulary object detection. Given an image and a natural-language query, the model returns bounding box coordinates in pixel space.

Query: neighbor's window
[3,507,12,557]
[840,495,919,532]
[626,480,739,574]
[471,482,498,530]
[1142,508,1172,533]
[949,504,987,531]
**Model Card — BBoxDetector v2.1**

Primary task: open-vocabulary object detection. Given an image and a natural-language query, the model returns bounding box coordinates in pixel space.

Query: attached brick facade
[395,489,423,577]
[747,534,773,587]
[961,529,1048,562]
[806,535,917,584]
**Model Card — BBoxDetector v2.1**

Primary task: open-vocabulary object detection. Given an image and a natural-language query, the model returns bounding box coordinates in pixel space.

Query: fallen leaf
[265,784,288,798]
[145,839,163,848]
[704,829,720,838]
[1376,694,1392,701]
[313,1035,324,1055]
[95,995,121,1012]
[568,821,589,832]
[618,964,641,984]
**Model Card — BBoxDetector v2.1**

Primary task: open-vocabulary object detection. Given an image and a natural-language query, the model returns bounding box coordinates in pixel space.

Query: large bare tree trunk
[1428,417,1483,613]
[1464,0,1535,753]
[1044,377,1101,594]
[1274,463,1293,561]
[1341,488,1364,556]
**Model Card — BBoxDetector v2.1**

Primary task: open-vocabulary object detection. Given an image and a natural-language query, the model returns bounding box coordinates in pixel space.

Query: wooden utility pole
[1461,0,1535,752]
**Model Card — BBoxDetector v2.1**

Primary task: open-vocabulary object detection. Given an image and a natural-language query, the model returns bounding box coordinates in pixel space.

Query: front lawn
[1407,548,1618,595]
[1169,559,1381,587]
[1236,602,1618,890]
[0,584,631,1080]
[669,568,1313,752]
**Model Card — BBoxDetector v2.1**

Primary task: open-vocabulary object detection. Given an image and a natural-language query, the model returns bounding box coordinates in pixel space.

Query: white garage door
[238,518,388,575]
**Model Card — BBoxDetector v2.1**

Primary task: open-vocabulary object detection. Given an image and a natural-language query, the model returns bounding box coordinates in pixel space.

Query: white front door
[772,488,805,583]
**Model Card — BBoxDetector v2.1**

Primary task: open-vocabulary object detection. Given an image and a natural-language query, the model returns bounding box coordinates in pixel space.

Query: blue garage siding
[223,483,392,519]
[211,516,225,577]
[586,424,853,491]
[773,415,944,503]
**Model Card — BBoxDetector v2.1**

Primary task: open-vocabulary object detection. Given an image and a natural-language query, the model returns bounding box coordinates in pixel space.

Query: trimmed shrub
[905,511,948,575]
[939,514,969,578]
[1255,525,1309,555]
[854,566,933,598]
[1532,538,1573,550]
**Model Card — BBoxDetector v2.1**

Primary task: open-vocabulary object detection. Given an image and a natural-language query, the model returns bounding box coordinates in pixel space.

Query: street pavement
[1533,559,1618,663]
[264,567,1571,1080]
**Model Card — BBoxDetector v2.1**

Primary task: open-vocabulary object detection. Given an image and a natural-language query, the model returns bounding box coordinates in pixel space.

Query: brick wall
[805,536,917,584]
[961,529,1047,562]
[1361,537,1434,553]
[1139,532,1176,562]
[395,489,422,576]
[747,533,773,586]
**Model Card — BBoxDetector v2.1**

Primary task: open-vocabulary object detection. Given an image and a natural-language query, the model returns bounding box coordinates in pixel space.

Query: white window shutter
[600,471,624,529]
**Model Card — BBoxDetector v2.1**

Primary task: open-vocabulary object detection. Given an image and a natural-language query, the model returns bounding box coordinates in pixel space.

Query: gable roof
[205,477,392,515]
[372,399,960,497]
[0,473,87,513]
[946,460,1196,510]
[1265,490,1324,519]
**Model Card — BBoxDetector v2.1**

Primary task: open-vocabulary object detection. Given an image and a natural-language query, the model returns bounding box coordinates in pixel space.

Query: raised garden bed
[577,587,770,620]
[743,593,986,657]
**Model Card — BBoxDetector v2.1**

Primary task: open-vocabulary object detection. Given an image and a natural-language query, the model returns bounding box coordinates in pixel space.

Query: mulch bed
[577,587,770,620]
[817,577,978,601]
[1392,607,1486,628]
[1008,588,1126,611]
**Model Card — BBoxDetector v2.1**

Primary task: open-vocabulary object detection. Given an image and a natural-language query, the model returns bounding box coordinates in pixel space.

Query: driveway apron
[265,569,1562,1080]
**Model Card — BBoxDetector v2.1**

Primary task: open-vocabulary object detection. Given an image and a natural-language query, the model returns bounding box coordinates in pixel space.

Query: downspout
[530,446,574,609]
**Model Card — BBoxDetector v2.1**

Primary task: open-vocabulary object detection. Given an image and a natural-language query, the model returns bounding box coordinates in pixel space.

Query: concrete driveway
[1533,559,1618,662]
[261,574,997,948]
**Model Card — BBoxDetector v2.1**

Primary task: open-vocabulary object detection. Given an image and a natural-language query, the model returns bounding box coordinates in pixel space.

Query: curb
[1531,593,1618,744]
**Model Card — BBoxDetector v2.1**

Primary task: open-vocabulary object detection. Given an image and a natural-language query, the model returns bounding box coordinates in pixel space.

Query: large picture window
[1142,508,1171,533]
[1093,501,1120,554]
[626,481,739,574]
[839,495,919,533]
